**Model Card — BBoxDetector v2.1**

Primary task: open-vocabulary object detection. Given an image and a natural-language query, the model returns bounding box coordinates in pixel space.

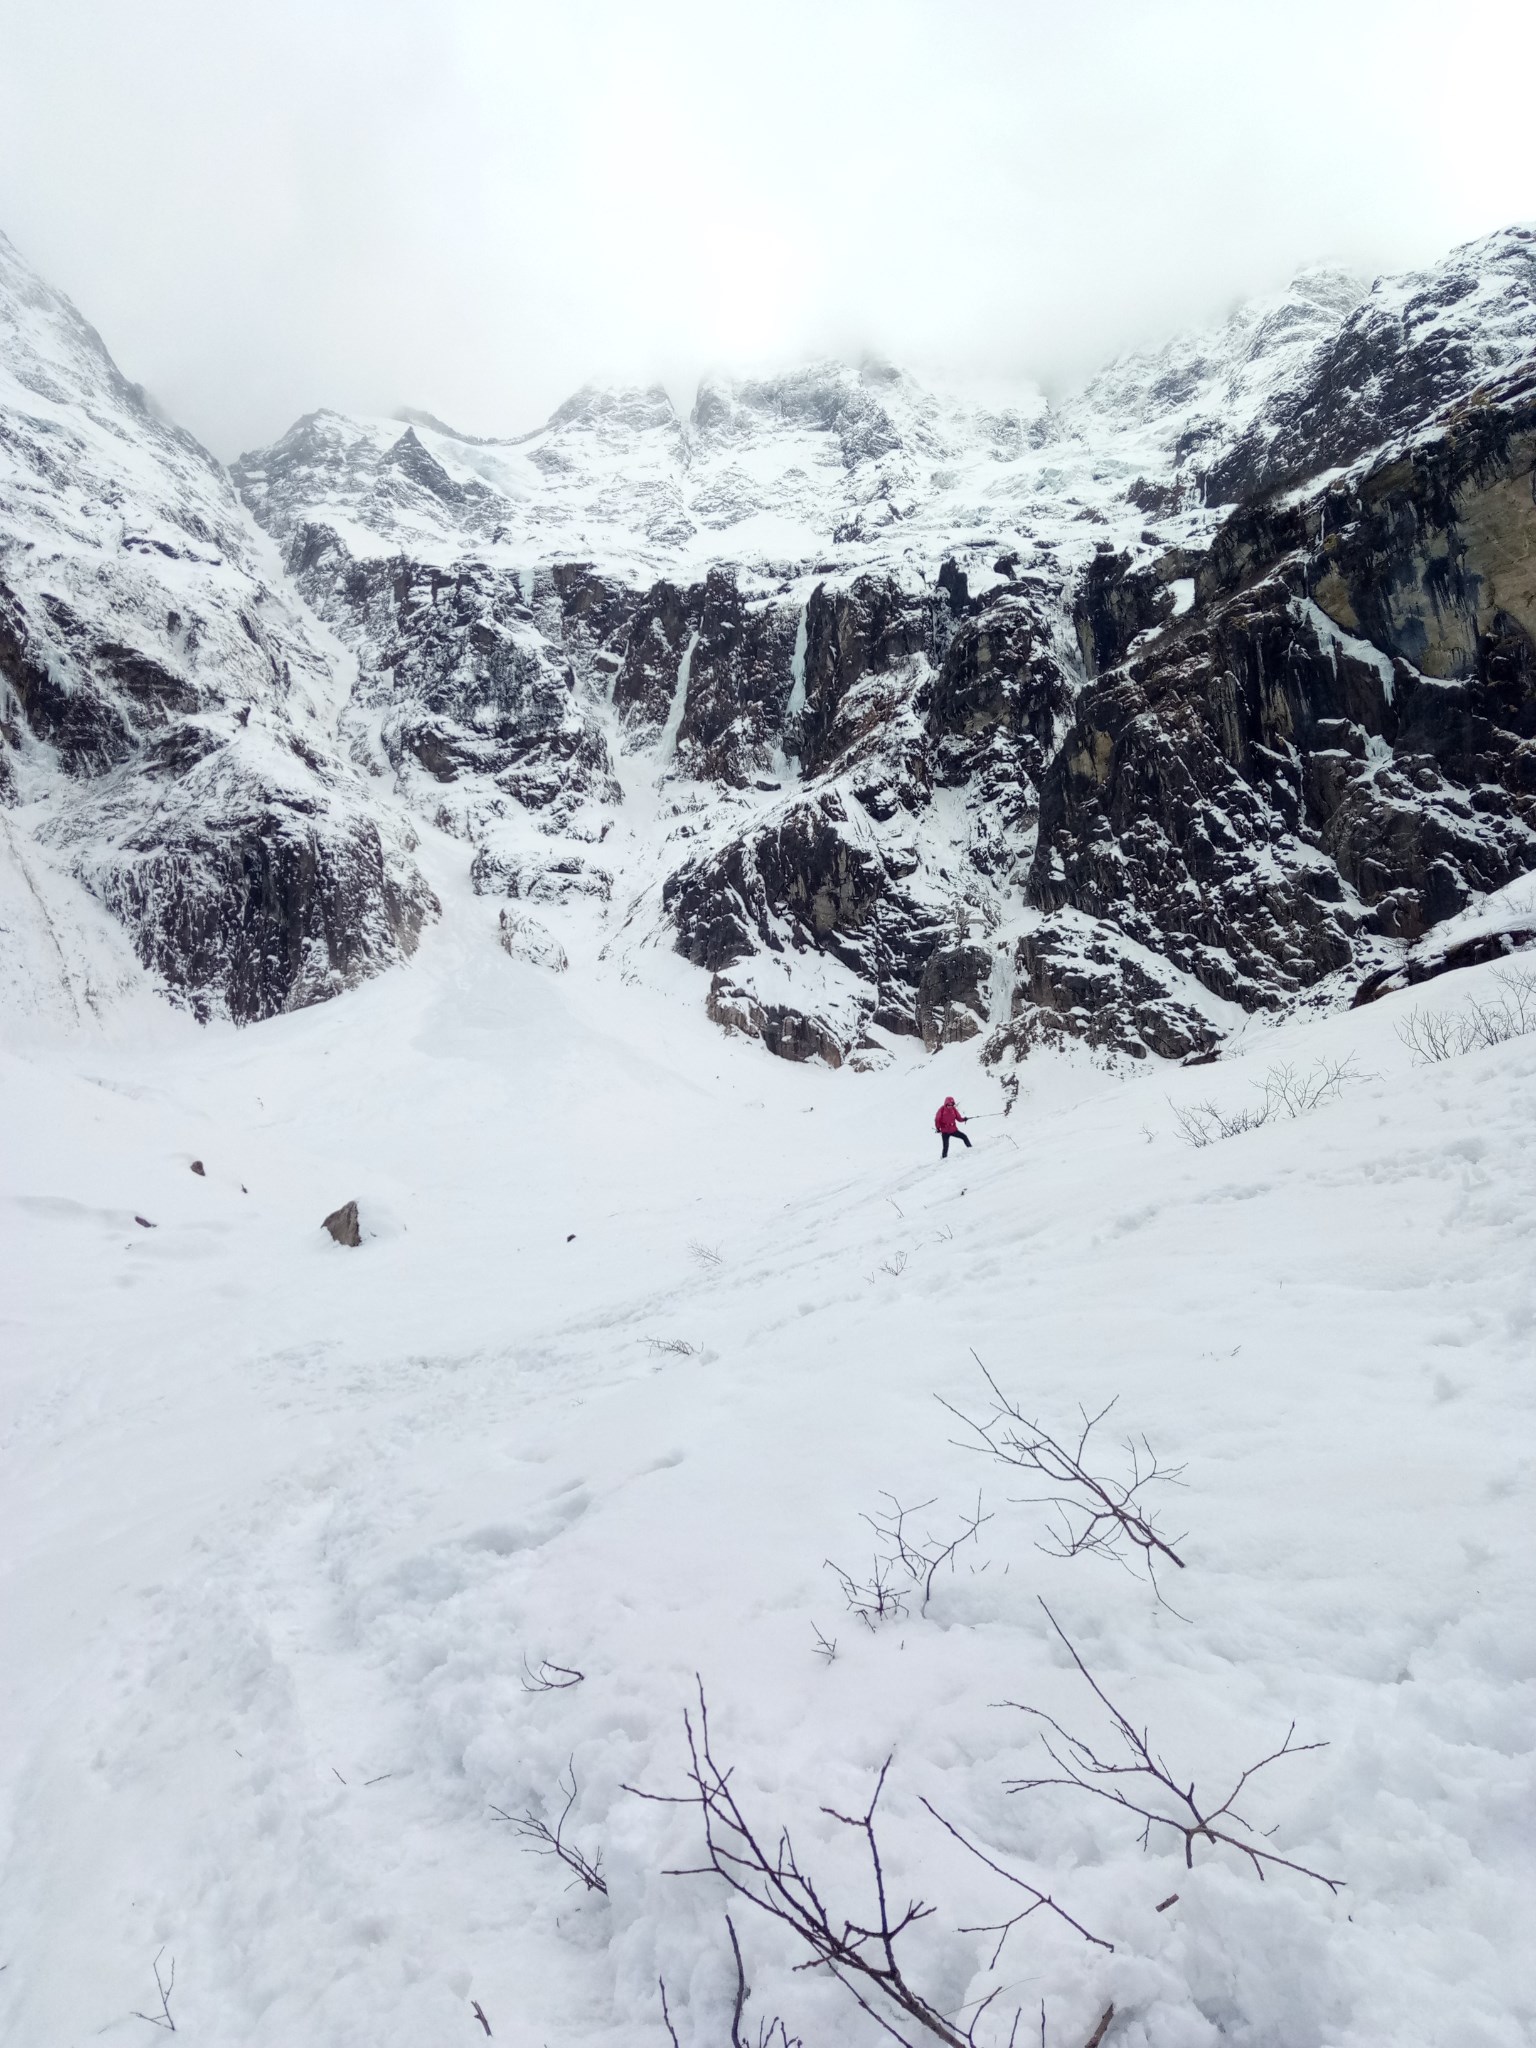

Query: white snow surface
[2,844,1533,2048]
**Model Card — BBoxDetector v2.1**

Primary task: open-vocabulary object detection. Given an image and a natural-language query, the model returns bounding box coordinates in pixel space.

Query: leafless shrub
[811,1624,839,1666]
[880,1251,909,1279]
[520,1655,585,1693]
[647,1337,699,1357]
[690,1240,725,1268]
[492,1759,608,1895]
[1007,1602,1342,1893]
[826,1492,992,1626]
[633,1685,1108,2048]
[1396,1005,1462,1062]
[825,1550,910,1629]
[1171,1098,1266,1146]
[1398,964,1536,1063]
[942,1359,1185,1602]
[1172,1055,1357,1146]
[132,1947,177,2031]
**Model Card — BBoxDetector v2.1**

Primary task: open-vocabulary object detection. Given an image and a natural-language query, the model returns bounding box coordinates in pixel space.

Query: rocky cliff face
[0,234,434,1021]
[4,222,1535,1060]
[1023,358,1536,1054]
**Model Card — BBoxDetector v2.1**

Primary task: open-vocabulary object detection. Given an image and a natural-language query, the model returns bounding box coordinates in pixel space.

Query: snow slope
[2,849,1532,2048]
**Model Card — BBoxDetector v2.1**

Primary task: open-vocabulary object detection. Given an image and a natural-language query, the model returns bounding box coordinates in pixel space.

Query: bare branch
[827,1492,992,1626]
[943,1361,1184,1603]
[1006,1602,1342,1893]
[131,1947,177,2032]
[630,1693,955,2045]
[630,1685,1101,2048]
[492,1759,608,1895]
[659,1978,682,2048]
[920,1799,1112,1965]
[1082,2007,1115,2048]
[825,1551,910,1630]
[520,1655,586,1693]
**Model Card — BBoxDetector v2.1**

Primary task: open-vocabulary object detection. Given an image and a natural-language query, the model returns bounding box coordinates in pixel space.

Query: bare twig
[647,1337,699,1357]
[630,1691,964,2046]
[920,1801,1112,1966]
[660,1977,683,2048]
[879,1251,909,1279]
[131,1947,177,2032]
[943,1360,1185,1602]
[1007,1603,1342,1892]
[1082,2007,1115,2048]
[812,1624,839,1666]
[825,1551,910,1630]
[520,1654,586,1692]
[689,1240,725,1268]
[472,1999,493,2036]
[827,1492,991,1626]
[630,1685,1102,2048]
[492,1759,608,1895]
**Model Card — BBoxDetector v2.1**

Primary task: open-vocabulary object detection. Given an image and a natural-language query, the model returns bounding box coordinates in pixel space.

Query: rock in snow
[3,222,1536,1061]
[321,1199,361,1247]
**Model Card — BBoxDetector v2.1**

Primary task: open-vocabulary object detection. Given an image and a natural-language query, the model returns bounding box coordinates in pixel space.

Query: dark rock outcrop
[916,943,992,1050]
[676,572,799,788]
[798,575,937,775]
[0,229,436,1023]
[664,792,945,1046]
[60,783,435,1022]
[986,920,1221,1063]
[1029,369,1536,1025]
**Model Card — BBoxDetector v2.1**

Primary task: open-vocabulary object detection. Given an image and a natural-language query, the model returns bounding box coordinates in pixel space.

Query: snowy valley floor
[1,909,1533,2048]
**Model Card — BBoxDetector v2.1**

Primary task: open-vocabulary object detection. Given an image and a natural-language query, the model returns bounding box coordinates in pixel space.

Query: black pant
[940,1128,971,1156]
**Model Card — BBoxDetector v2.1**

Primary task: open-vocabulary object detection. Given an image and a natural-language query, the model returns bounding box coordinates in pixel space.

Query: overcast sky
[2,0,1533,458]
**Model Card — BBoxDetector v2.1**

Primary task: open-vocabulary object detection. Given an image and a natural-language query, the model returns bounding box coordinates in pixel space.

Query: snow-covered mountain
[0,231,433,1023]
[3,222,1536,1066]
[4,221,1536,2048]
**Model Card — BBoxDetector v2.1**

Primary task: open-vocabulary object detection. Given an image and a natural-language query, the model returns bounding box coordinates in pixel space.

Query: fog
[2,0,1533,457]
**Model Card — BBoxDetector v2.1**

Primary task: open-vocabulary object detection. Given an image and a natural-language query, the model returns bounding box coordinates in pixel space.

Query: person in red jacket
[934,1096,971,1158]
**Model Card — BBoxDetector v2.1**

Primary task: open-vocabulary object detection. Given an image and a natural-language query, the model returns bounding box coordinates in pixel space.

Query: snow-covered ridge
[234,223,1536,586]
[3,221,1535,1055]
[0,228,434,1022]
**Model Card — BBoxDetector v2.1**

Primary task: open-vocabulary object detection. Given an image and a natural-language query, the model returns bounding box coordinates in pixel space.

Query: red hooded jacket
[934,1098,963,1134]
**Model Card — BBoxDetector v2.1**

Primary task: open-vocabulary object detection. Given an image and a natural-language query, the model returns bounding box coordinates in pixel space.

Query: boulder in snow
[322,1200,361,1248]
[498,909,568,972]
